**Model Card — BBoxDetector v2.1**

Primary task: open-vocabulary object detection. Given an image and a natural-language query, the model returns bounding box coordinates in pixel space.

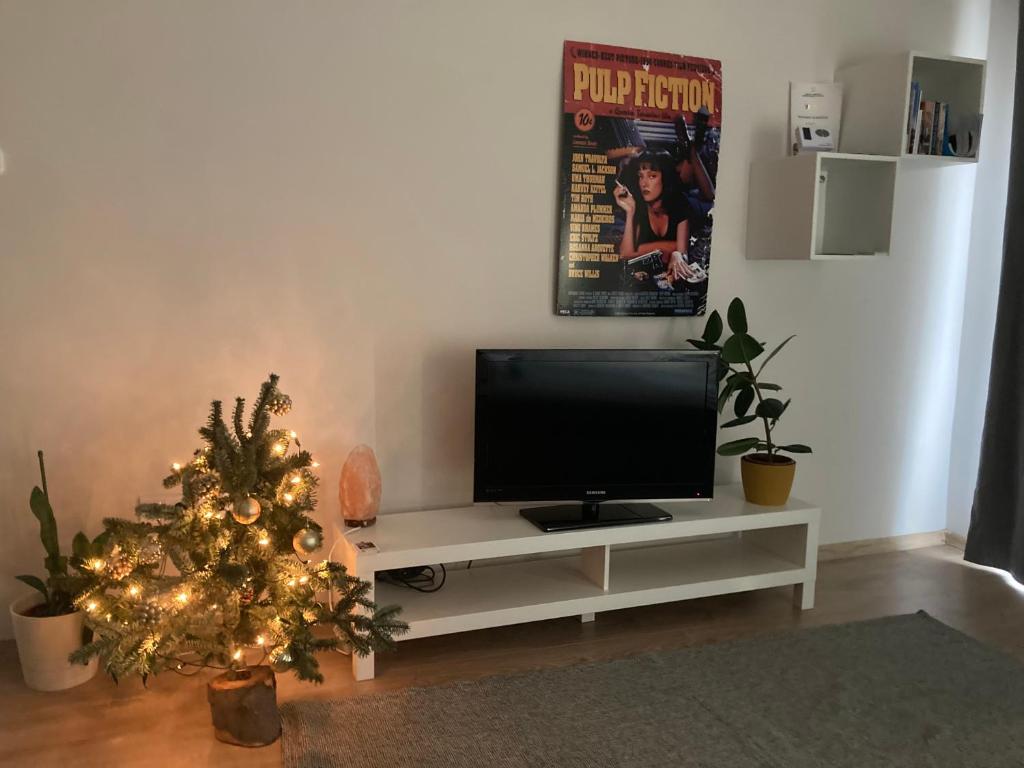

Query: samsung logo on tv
[585,490,606,495]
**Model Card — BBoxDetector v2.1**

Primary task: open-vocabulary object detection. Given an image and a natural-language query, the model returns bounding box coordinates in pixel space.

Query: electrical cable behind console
[379,564,447,593]
[323,533,450,651]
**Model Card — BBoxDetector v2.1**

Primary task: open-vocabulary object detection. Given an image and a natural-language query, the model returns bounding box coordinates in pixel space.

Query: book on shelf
[906,81,922,153]
[906,85,982,158]
[942,105,950,156]
[911,108,922,155]
[931,102,944,154]
[918,101,934,154]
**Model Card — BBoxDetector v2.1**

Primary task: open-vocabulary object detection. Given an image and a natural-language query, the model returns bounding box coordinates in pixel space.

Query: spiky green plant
[15,452,106,617]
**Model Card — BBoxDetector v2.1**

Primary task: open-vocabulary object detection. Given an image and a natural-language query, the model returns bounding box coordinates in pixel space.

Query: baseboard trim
[944,531,967,551]
[818,530,947,562]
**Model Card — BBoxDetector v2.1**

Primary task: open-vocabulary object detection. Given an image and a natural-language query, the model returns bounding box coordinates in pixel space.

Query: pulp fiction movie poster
[556,41,723,317]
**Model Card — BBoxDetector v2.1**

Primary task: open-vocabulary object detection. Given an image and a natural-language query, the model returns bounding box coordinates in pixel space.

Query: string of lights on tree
[72,374,405,683]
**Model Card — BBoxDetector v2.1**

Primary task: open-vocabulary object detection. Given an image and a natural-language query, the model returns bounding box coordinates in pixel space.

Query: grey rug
[281,613,1024,767]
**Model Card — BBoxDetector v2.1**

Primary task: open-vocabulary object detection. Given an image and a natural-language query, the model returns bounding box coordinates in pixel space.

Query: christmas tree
[73,374,406,683]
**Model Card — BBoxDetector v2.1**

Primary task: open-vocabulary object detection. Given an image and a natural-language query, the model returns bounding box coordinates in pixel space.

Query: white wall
[946,0,1019,538]
[0,0,1004,637]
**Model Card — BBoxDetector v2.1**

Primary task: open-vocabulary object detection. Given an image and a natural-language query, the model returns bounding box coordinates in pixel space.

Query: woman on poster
[613,150,695,286]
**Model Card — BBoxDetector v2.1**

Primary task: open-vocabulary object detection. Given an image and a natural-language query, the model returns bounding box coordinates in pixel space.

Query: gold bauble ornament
[232,497,261,525]
[292,528,323,557]
[106,547,134,581]
[267,393,292,416]
[134,600,162,626]
[271,650,293,672]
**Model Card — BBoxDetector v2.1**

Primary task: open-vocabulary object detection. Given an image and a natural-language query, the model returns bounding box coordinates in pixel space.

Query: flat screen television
[474,349,719,531]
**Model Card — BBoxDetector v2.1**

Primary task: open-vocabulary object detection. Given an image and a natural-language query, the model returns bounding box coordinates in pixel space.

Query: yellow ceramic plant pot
[740,454,796,506]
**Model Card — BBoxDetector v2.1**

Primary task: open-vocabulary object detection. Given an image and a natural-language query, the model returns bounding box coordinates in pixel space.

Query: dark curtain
[965,9,1024,579]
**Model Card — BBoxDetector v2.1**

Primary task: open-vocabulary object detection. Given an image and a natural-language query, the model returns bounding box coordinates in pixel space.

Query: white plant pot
[10,593,99,691]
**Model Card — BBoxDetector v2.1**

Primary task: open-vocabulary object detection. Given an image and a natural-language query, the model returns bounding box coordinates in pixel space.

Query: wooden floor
[2,545,1023,767]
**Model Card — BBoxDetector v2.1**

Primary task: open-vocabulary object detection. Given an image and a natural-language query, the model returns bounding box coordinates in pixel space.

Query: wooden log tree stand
[206,665,281,747]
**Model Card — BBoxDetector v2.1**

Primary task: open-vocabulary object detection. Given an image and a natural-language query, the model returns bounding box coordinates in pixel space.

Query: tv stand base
[336,485,820,681]
[520,501,672,532]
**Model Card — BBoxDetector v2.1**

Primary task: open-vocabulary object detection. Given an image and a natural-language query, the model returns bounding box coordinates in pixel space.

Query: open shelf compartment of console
[375,531,809,641]
[607,533,806,600]
[374,550,606,640]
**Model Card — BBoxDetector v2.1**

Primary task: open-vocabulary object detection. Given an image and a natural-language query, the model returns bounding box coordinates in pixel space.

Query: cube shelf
[836,51,986,161]
[746,152,897,260]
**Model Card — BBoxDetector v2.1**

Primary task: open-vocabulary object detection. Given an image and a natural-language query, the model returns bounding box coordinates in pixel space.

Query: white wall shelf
[336,485,820,680]
[746,50,987,262]
[746,152,897,260]
[836,51,986,161]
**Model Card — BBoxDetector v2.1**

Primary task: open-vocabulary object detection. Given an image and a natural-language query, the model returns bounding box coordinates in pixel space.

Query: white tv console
[336,484,820,680]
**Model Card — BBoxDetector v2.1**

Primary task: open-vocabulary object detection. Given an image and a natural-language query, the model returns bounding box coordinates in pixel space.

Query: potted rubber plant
[688,298,811,505]
[11,451,104,691]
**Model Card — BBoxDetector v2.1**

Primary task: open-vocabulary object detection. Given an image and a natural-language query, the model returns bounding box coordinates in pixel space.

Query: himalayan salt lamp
[339,444,382,527]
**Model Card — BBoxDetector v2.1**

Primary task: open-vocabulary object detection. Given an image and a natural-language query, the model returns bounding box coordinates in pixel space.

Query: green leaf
[29,489,58,557]
[734,386,755,417]
[756,382,782,391]
[726,298,748,334]
[702,310,724,344]
[717,437,761,456]
[727,371,755,386]
[717,377,738,413]
[756,334,796,377]
[686,339,720,352]
[30,487,62,573]
[721,414,757,428]
[777,444,812,453]
[72,532,90,560]
[755,398,786,419]
[720,333,764,365]
[16,574,49,603]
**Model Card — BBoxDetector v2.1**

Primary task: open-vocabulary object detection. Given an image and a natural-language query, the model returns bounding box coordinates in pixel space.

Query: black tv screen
[474,349,719,503]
